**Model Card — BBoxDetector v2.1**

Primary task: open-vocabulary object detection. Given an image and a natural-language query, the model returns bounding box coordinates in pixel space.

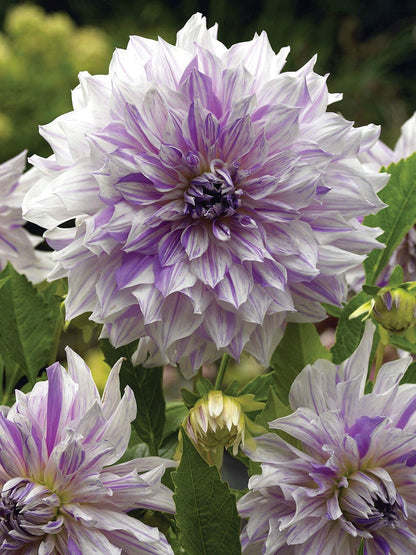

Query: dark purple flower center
[184,168,242,221]
[355,495,401,532]
[0,478,63,548]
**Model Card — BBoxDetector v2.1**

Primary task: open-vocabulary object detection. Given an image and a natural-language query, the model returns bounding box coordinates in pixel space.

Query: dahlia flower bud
[182,390,264,467]
[372,286,416,332]
[351,283,416,333]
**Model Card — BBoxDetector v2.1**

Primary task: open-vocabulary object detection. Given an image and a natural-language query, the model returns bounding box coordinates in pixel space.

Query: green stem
[373,341,385,383]
[214,353,230,390]
[193,367,202,393]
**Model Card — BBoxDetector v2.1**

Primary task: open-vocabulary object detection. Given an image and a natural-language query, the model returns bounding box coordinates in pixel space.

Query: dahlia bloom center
[338,470,405,534]
[0,477,63,543]
[184,163,242,221]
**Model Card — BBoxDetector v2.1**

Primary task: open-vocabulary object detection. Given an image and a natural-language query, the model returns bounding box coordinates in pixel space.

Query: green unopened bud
[180,390,265,467]
[372,287,416,332]
[350,283,416,334]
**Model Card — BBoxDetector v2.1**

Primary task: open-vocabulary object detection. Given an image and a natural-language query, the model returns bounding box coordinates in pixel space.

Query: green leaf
[357,539,365,555]
[238,372,276,401]
[389,265,404,287]
[400,361,416,384]
[173,430,241,555]
[0,264,62,388]
[362,284,380,296]
[196,376,214,396]
[224,380,240,397]
[364,154,416,285]
[331,291,372,364]
[389,326,416,353]
[270,323,331,404]
[181,387,201,410]
[163,401,188,439]
[321,302,343,318]
[255,387,292,429]
[101,339,165,456]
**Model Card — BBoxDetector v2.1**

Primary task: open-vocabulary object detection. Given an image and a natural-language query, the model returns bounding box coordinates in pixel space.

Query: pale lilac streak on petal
[190,243,231,287]
[124,220,171,254]
[116,254,154,289]
[0,415,27,477]
[229,226,268,263]
[64,259,101,320]
[176,13,225,56]
[154,261,196,296]
[63,505,173,554]
[102,312,146,348]
[181,280,212,314]
[94,388,136,465]
[44,226,76,251]
[338,321,375,386]
[395,112,416,160]
[237,285,273,324]
[133,284,163,324]
[65,347,100,414]
[289,360,337,413]
[227,321,256,360]
[318,245,365,272]
[145,37,192,89]
[203,301,241,349]
[158,228,187,266]
[181,224,209,259]
[146,293,203,350]
[100,463,175,512]
[63,518,123,555]
[220,65,254,117]
[100,358,123,420]
[225,31,284,84]
[45,363,78,455]
[215,264,253,308]
[244,312,285,366]
[219,115,254,162]
[93,260,136,319]
[371,358,412,396]
[179,68,222,118]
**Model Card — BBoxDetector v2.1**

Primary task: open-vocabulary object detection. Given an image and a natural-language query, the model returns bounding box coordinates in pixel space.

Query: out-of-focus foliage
[0,3,112,163]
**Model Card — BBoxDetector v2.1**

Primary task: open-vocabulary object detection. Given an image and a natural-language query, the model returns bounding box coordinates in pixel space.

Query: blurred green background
[0,0,415,164]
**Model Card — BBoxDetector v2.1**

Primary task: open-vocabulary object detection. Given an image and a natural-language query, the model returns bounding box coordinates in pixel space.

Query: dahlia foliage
[0,11,416,555]
[23,13,386,376]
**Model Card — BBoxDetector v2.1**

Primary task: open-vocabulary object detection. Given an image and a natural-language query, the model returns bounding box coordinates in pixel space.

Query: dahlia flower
[23,13,386,375]
[0,151,52,283]
[238,322,416,554]
[0,347,175,553]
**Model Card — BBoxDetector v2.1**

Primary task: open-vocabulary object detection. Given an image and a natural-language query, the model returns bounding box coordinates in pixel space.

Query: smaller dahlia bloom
[0,347,175,553]
[0,151,52,283]
[238,322,416,554]
[23,13,386,376]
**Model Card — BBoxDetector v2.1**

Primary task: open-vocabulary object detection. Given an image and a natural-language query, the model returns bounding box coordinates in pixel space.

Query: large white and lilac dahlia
[238,322,416,554]
[0,347,175,553]
[0,151,52,283]
[23,14,387,375]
